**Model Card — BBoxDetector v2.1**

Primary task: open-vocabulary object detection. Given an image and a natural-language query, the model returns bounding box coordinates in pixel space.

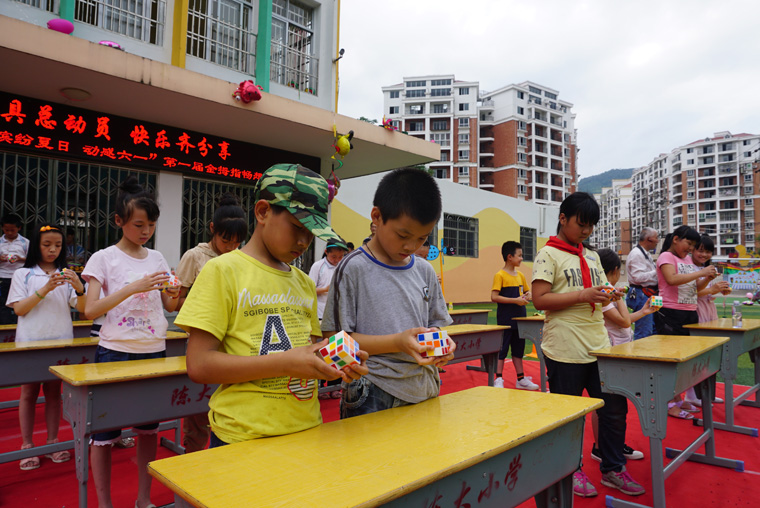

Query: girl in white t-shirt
[81,177,180,508]
[6,224,86,471]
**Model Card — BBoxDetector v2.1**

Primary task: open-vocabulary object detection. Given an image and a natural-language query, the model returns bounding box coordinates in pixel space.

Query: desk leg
[465,358,488,373]
[665,377,744,472]
[737,349,760,408]
[484,353,497,387]
[61,384,91,508]
[533,473,573,508]
[692,347,760,436]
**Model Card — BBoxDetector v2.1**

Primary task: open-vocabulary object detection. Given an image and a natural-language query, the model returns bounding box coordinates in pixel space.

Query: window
[517,91,524,99]
[747,233,755,243]
[746,198,754,206]
[702,156,714,164]
[459,103,469,111]
[77,0,166,45]
[518,120,527,130]
[688,203,695,210]
[458,150,469,160]
[434,168,447,179]
[721,143,733,151]
[443,213,479,258]
[406,89,425,98]
[459,118,469,128]
[544,91,557,100]
[703,146,714,154]
[431,88,451,97]
[459,87,470,95]
[406,80,426,87]
[517,136,527,146]
[431,133,450,146]
[14,0,55,12]
[409,104,424,115]
[432,104,449,114]
[431,120,448,131]
[687,148,693,154]
[745,173,753,182]
[517,106,524,115]
[518,184,527,194]
[518,169,527,178]
[270,0,317,90]
[458,134,469,145]
[687,180,694,188]
[687,191,695,199]
[687,159,695,165]
[686,169,695,176]
[518,153,527,163]
[459,166,469,177]
[744,140,751,146]
[745,151,753,157]
[389,106,398,114]
[440,152,448,161]
[389,90,400,99]
[745,186,754,195]
[528,86,542,94]
[408,121,424,132]
[520,227,536,261]
[431,79,451,86]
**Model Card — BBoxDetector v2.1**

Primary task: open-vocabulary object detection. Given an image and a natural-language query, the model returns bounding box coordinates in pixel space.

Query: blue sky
[337,0,760,178]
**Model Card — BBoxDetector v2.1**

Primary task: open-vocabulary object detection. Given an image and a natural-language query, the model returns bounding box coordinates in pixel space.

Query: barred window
[76,0,166,45]
[520,227,536,261]
[13,0,56,11]
[187,0,255,73]
[443,213,478,258]
[271,0,318,94]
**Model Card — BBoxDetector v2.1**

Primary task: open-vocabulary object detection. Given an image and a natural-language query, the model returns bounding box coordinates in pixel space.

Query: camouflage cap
[255,163,338,242]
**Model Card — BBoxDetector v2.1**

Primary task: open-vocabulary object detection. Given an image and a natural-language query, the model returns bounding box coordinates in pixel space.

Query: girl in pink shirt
[655,226,717,419]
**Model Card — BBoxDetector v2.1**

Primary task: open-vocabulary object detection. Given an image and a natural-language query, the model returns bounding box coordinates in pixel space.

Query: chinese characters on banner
[0,92,319,181]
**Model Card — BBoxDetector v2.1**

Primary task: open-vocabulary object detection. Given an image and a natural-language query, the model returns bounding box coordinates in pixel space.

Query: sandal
[44,439,71,463]
[680,401,700,413]
[19,444,40,471]
[115,437,135,449]
[668,402,694,420]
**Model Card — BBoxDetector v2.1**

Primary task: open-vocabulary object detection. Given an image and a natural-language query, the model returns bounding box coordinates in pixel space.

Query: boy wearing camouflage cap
[176,163,367,447]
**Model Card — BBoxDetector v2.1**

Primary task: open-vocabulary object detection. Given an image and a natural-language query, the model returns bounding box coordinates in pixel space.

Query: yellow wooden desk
[149,386,602,508]
[51,356,217,508]
[0,319,92,343]
[513,315,548,392]
[448,308,490,325]
[442,324,509,386]
[684,318,760,436]
[591,335,742,508]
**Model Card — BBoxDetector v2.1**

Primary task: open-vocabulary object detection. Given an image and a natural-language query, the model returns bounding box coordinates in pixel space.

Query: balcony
[479,150,494,158]
[719,188,738,197]
[479,100,495,111]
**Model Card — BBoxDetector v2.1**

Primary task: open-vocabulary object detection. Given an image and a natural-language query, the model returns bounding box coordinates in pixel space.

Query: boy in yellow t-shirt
[490,241,537,390]
[175,164,368,446]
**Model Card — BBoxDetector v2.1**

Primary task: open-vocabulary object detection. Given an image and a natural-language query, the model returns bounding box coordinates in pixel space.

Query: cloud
[338,0,760,177]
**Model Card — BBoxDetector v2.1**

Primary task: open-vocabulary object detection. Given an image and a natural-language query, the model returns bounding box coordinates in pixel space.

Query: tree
[358,116,377,124]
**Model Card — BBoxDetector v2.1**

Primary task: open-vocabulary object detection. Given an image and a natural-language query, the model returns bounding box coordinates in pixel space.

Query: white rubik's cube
[417,330,452,358]
[601,282,616,295]
[159,273,181,292]
[650,295,663,309]
[318,331,360,371]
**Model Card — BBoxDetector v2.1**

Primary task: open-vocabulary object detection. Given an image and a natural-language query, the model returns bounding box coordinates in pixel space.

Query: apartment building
[629,132,760,256]
[382,77,578,205]
[0,0,437,269]
[592,180,633,254]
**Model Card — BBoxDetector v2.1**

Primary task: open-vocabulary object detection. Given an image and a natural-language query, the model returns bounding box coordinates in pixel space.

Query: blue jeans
[545,356,627,474]
[90,346,166,443]
[340,377,412,419]
[627,287,655,340]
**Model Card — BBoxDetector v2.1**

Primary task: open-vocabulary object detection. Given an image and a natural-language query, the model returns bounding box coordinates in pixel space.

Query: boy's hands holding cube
[314,331,369,382]
[396,327,456,366]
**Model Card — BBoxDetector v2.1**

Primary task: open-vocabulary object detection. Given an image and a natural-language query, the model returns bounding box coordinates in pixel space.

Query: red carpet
[1,361,758,507]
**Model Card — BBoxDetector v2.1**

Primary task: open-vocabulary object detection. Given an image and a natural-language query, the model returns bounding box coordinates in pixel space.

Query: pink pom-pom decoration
[99,40,123,50]
[47,18,74,35]
[747,292,753,299]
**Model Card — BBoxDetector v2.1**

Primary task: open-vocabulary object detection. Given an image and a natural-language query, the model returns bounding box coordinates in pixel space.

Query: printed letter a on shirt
[259,315,293,355]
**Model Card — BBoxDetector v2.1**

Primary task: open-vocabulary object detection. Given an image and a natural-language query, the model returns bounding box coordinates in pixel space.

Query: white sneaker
[493,377,505,388]
[516,376,539,390]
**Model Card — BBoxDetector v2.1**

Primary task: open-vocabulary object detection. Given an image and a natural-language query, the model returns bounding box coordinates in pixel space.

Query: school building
[0,1,437,270]
[330,172,560,304]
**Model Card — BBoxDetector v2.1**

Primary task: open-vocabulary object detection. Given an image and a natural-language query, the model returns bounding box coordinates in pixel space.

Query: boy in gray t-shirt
[322,168,454,418]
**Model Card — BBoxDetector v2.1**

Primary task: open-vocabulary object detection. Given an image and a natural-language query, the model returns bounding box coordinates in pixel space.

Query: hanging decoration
[331,125,353,169]
[232,80,263,103]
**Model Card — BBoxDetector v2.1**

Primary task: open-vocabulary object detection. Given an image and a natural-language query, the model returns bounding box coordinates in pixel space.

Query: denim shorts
[89,345,166,445]
[340,376,411,419]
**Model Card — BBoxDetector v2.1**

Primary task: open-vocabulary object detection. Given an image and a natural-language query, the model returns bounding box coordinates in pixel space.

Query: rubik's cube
[601,282,616,295]
[318,331,360,371]
[650,295,663,309]
[159,273,181,292]
[417,330,452,358]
